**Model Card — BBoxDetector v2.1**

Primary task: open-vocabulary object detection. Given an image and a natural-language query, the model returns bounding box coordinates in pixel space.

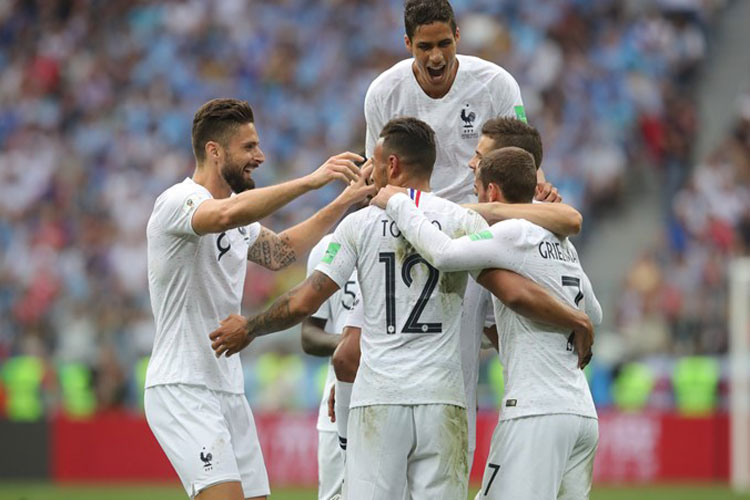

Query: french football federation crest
[460,104,478,140]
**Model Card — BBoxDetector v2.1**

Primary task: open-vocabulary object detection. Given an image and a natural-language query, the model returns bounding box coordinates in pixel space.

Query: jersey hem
[144,381,245,396]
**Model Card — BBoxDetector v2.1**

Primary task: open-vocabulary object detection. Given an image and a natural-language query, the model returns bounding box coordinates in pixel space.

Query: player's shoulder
[494,218,564,246]
[367,59,413,95]
[340,205,384,229]
[311,233,334,254]
[422,193,484,230]
[157,178,209,204]
[458,54,519,85]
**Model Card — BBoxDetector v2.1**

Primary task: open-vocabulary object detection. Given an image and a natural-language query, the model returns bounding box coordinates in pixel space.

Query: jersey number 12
[379,252,442,334]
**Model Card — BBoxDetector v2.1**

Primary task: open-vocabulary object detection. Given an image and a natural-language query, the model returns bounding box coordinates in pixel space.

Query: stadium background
[0,0,749,498]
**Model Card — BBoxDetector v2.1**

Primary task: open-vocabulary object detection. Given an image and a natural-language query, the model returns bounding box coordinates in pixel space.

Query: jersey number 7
[562,275,584,352]
[379,252,442,334]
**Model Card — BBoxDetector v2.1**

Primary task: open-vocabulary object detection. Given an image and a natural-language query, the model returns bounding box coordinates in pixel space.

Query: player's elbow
[300,329,316,355]
[332,348,358,382]
[568,209,583,235]
[495,284,528,311]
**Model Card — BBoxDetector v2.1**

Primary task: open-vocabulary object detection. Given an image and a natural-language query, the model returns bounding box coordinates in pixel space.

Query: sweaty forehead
[412,22,455,43]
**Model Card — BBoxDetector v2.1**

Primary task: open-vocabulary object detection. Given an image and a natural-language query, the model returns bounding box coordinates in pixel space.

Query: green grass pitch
[1,483,750,500]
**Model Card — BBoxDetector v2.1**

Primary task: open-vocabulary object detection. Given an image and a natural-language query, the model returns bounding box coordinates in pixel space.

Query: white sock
[335,380,353,451]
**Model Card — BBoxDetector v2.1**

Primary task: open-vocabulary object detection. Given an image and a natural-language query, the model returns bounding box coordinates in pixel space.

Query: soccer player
[371,147,601,499]
[144,98,375,500]
[300,235,359,500]
[209,118,589,499]
[333,116,581,472]
[365,0,556,204]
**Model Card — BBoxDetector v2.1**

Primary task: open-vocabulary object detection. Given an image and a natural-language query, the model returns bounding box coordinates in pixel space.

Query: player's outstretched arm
[210,271,340,358]
[477,269,594,368]
[372,189,497,272]
[464,202,582,237]
[247,161,377,271]
[192,152,363,235]
[301,317,340,357]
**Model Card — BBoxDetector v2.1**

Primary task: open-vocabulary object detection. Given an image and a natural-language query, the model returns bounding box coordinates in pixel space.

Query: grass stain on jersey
[395,239,415,265]
[439,271,466,296]
[440,404,469,493]
[439,271,468,313]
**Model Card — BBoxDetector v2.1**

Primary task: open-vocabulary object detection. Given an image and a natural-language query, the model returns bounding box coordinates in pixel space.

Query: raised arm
[247,162,377,271]
[192,152,363,235]
[464,202,582,237]
[210,271,341,358]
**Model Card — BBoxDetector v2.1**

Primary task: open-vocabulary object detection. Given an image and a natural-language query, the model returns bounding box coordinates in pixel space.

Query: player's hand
[535,182,562,203]
[369,185,407,209]
[327,385,336,423]
[307,152,363,188]
[337,159,378,206]
[209,314,254,358]
[571,313,594,369]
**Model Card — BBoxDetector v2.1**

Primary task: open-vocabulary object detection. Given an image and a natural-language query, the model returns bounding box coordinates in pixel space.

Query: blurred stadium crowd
[0,0,745,419]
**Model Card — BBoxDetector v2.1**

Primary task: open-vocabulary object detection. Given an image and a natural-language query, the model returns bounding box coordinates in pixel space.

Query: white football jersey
[146,178,261,394]
[365,55,524,204]
[315,191,488,408]
[384,194,602,420]
[307,234,359,432]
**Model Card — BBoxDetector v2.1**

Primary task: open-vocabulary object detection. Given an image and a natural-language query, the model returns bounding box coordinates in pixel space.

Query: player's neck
[192,164,232,199]
[393,177,431,193]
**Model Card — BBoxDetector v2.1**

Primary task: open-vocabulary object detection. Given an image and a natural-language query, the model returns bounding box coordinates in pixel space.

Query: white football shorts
[144,384,270,499]
[318,430,345,500]
[476,414,598,500]
[345,404,468,500]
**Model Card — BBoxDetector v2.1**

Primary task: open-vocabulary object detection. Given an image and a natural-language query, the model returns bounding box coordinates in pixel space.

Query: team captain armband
[408,188,422,207]
[468,230,493,241]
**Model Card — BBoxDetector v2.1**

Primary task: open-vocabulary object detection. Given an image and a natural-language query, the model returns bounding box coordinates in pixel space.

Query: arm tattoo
[248,289,300,337]
[247,227,297,270]
[309,271,328,292]
[249,274,336,337]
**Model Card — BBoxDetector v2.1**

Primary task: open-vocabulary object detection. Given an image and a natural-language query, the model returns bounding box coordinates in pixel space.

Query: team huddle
[145,2,601,500]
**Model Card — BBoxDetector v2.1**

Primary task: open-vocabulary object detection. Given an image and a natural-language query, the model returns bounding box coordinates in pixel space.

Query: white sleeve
[581,272,603,326]
[307,237,333,321]
[364,83,384,159]
[490,71,525,122]
[343,296,364,329]
[314,214,358,289]
[482,291,495,328]
[156,186,210,237]
[385,194,527,274]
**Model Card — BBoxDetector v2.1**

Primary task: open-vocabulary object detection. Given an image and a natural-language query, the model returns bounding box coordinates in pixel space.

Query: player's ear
[404,34,412,53]
[205,141,221,162]
[388,154,401,181]
[488,182,502,203]
[454,26,460,44]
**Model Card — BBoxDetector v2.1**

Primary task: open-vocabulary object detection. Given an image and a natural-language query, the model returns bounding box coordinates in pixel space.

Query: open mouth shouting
[426,65,446,81]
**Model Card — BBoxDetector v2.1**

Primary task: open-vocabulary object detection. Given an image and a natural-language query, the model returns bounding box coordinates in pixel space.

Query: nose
[255,147,265,165]
[429,48,443,65]
[468,155,478,171]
